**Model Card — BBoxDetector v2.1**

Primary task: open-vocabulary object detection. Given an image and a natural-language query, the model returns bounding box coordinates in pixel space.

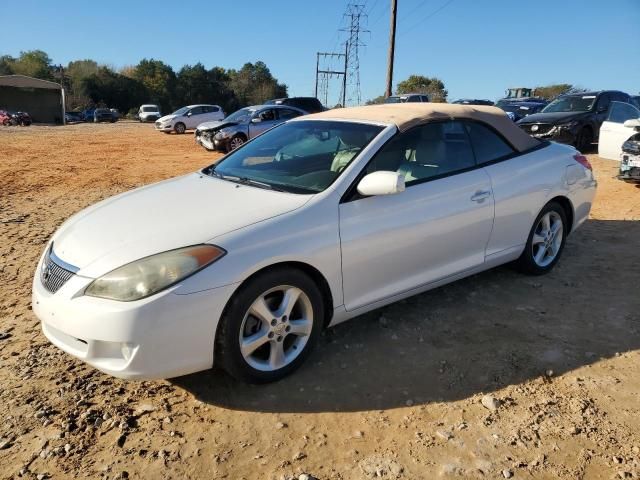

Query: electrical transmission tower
[315,45,348,108]
[341,3,369,106]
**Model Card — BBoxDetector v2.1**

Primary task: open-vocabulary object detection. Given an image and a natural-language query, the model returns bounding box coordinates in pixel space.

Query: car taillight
[573,154,592,171]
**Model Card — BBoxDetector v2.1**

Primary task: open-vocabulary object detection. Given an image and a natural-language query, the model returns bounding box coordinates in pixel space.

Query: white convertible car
[32,104,597,382]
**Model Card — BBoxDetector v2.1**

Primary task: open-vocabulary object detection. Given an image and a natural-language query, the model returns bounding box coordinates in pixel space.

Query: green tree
[133,59,177,112]
[228,61,287,106]
[175,63,238,113]
[396,75,448,102]
[0,55,15,75]
[533,83,584,100]
[365,95,386,105]
[82,67,148,113]
[8,50,53,80]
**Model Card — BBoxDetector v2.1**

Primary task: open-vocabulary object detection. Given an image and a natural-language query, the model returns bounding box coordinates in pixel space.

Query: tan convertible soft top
[307,103,541,152]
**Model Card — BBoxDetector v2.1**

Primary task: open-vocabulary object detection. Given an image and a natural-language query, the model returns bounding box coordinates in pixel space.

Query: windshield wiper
[209,169,283,191]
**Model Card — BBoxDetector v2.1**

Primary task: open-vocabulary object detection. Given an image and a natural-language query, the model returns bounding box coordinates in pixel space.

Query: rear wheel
[575,127,593,153]
[216,268,324,383]
[174,122,186,134]
[516,201,568,275]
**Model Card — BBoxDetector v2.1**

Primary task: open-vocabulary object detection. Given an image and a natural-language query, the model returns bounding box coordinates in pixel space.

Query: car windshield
[204,120,384,194]
[542,95,596,113]
[142,106,158,112]
[171,106,190,116]
[224,107,255,123]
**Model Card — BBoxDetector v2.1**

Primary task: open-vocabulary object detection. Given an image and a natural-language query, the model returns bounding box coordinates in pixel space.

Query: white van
[138,104,161,122]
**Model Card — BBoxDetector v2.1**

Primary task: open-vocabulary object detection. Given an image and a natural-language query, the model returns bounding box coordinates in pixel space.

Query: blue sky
[2,0,638,104]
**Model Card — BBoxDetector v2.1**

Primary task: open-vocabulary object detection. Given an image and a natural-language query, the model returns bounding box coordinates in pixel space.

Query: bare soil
[1,122,639,480]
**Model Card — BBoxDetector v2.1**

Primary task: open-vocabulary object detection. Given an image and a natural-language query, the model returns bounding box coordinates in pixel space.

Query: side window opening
[464,121,516,164]
[365,121,476,185]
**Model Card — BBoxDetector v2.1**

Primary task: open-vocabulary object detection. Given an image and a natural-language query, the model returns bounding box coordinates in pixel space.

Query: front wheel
[174,122,186,134]
[516,202,568,275]
[216,268,324,383]
[228,135,245,151]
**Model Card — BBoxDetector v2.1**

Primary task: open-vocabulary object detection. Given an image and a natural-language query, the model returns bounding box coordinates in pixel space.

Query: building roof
[307,103,541,152]
[0,75,62,90]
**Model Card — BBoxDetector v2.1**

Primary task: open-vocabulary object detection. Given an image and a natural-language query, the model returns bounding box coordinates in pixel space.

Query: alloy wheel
[230,137,244,150]
[531,211,563,267]
[238,285,313,372]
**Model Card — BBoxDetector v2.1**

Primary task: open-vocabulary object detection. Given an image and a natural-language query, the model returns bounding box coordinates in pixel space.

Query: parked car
[81,109,95,122]
[195,105,306,152]
[93,108,117,123]
[138,104,161,122]
[385,93,430,103]
[155,104,225,134]
[110,109,120,120]
[618,132,640,183]
[516,90,632,152]
[5,111,32,126]
[451,99,494,106]
[65,111,83,123]
[0,109,10,125]
[32,103,596,382]
[499,101,547,122]
[495,87,546,107]
[598,101,640,161]
[265,97,324,113]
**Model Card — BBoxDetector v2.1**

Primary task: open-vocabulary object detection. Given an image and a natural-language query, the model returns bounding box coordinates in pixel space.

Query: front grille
[41,248,76,294]
[520,123,553,135]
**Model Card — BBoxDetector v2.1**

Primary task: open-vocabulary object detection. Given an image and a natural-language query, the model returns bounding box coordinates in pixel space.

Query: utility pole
[385,0,398,98]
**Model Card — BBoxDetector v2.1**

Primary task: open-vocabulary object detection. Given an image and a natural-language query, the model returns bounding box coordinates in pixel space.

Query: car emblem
[531,125,539,132]
[42,264,52,282]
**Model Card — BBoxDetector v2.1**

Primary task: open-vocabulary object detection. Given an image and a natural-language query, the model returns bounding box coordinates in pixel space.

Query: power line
[398,0,455,38]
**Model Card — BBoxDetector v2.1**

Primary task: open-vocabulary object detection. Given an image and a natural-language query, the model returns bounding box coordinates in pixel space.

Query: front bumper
[32,254,238,380]
[195,132,218,151]
[155,122,173,131]
[619,153,640,183]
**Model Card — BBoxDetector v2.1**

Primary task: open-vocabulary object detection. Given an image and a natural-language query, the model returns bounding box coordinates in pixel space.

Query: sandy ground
[0,122,639,480]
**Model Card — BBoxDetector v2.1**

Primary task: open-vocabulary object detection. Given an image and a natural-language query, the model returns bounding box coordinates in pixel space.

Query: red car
[0,110,10,126]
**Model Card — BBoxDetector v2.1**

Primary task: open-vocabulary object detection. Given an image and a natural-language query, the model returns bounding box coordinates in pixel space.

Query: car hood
[157,114,178,123]
[196,120,238,132]
[517,111,589,125]
[51,173,311,278]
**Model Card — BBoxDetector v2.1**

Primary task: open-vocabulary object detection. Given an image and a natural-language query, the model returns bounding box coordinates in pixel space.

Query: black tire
[516,201,568,275]
[216,267,324,383]
[575,127,593,153]
[174,122,186,134]
[228,134,246,152]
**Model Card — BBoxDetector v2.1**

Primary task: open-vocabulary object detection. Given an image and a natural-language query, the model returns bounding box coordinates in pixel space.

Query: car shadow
[172,219,640,413]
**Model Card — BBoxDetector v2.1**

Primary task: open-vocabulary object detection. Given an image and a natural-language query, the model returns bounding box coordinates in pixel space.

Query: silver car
[195,105,307,152]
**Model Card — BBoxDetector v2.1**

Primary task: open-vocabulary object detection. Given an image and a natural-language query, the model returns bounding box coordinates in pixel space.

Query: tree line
[365,74,585,104]
[0,50,287,115]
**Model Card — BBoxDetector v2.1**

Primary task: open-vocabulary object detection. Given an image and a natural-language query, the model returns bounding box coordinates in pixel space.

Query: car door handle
[471,190,492,202]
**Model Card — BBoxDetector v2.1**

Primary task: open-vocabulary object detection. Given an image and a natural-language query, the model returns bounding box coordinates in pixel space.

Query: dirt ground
[1,122,639,480]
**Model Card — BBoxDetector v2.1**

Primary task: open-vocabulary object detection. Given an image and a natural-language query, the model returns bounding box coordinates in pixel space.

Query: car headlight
[85,245,225,301]
[555,121,579,130]
[215,129,231,139]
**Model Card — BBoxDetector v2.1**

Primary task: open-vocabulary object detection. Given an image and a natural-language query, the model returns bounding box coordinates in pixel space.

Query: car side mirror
[623,118,640,130]
[186,112,192,117]
[357,171,405,196]
[251,117,262,123]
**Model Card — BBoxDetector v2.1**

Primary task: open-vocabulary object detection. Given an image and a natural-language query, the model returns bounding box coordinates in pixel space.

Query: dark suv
[516,90,632,151]
[265,97,324,113]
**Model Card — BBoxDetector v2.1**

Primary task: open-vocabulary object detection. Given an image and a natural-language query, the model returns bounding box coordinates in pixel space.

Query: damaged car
[195,105,307,152]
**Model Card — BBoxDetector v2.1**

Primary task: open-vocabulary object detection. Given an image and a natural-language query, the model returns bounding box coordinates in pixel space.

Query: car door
[598,101,640,160]
[248,108,279,139]
[184,106,204,129]
[202,105,222,122]
[339,120,495,311]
